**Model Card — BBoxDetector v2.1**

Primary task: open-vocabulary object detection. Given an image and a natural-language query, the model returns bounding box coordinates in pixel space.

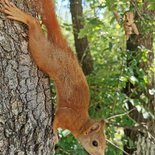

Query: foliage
[54,0,155,154]
[55,130,88,155]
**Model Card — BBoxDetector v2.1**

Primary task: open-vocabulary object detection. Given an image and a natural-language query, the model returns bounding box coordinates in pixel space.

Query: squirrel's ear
[84,122,101,135]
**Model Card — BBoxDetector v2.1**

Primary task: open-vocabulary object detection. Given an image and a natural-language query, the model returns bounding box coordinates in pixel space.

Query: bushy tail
[36,0,69,50]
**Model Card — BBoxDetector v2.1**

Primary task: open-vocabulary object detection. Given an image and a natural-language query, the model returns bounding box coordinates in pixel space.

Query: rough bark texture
[0,1,53,154]
[133,135,155,155]
[70,0,93,75]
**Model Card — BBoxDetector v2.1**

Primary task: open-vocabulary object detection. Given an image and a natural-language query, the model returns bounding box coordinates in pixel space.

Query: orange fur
[36,0,69,50]
[0,0,106,154]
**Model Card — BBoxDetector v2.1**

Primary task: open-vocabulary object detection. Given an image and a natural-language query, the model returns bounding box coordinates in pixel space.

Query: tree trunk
[70,0,93,75]
[0,1,53,154]
[123,3,155,154]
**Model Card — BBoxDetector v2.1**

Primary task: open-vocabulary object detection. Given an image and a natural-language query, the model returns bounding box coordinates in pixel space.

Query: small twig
[130,0,144,20]
[148,132,155,142]
[106,139,130,155]
[113,11,121,24]
[106,108,136,121]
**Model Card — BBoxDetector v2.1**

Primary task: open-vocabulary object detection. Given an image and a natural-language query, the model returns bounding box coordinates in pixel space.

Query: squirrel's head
[77,120,106,155]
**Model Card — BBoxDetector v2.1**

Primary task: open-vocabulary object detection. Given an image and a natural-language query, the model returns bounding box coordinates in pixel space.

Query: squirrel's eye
[92,140,98,147]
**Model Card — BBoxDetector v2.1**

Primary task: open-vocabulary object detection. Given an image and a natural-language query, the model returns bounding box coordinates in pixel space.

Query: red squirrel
[0,0,106,154]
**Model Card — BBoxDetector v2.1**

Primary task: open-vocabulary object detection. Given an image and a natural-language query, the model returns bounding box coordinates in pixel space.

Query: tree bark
[70,0,93,75]
[0,1,53,154]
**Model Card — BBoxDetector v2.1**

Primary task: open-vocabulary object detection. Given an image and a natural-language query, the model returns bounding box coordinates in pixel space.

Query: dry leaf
[124,12,139,40]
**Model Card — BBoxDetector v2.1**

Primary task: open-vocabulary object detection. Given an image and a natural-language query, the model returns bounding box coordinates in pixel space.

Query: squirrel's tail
[36,0,69,50]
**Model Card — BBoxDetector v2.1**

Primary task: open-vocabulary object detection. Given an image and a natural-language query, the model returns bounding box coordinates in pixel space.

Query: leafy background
[52,0,155,154]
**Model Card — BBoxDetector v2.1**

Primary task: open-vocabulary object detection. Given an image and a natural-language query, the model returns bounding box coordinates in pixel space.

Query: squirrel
[0,0,106,154]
